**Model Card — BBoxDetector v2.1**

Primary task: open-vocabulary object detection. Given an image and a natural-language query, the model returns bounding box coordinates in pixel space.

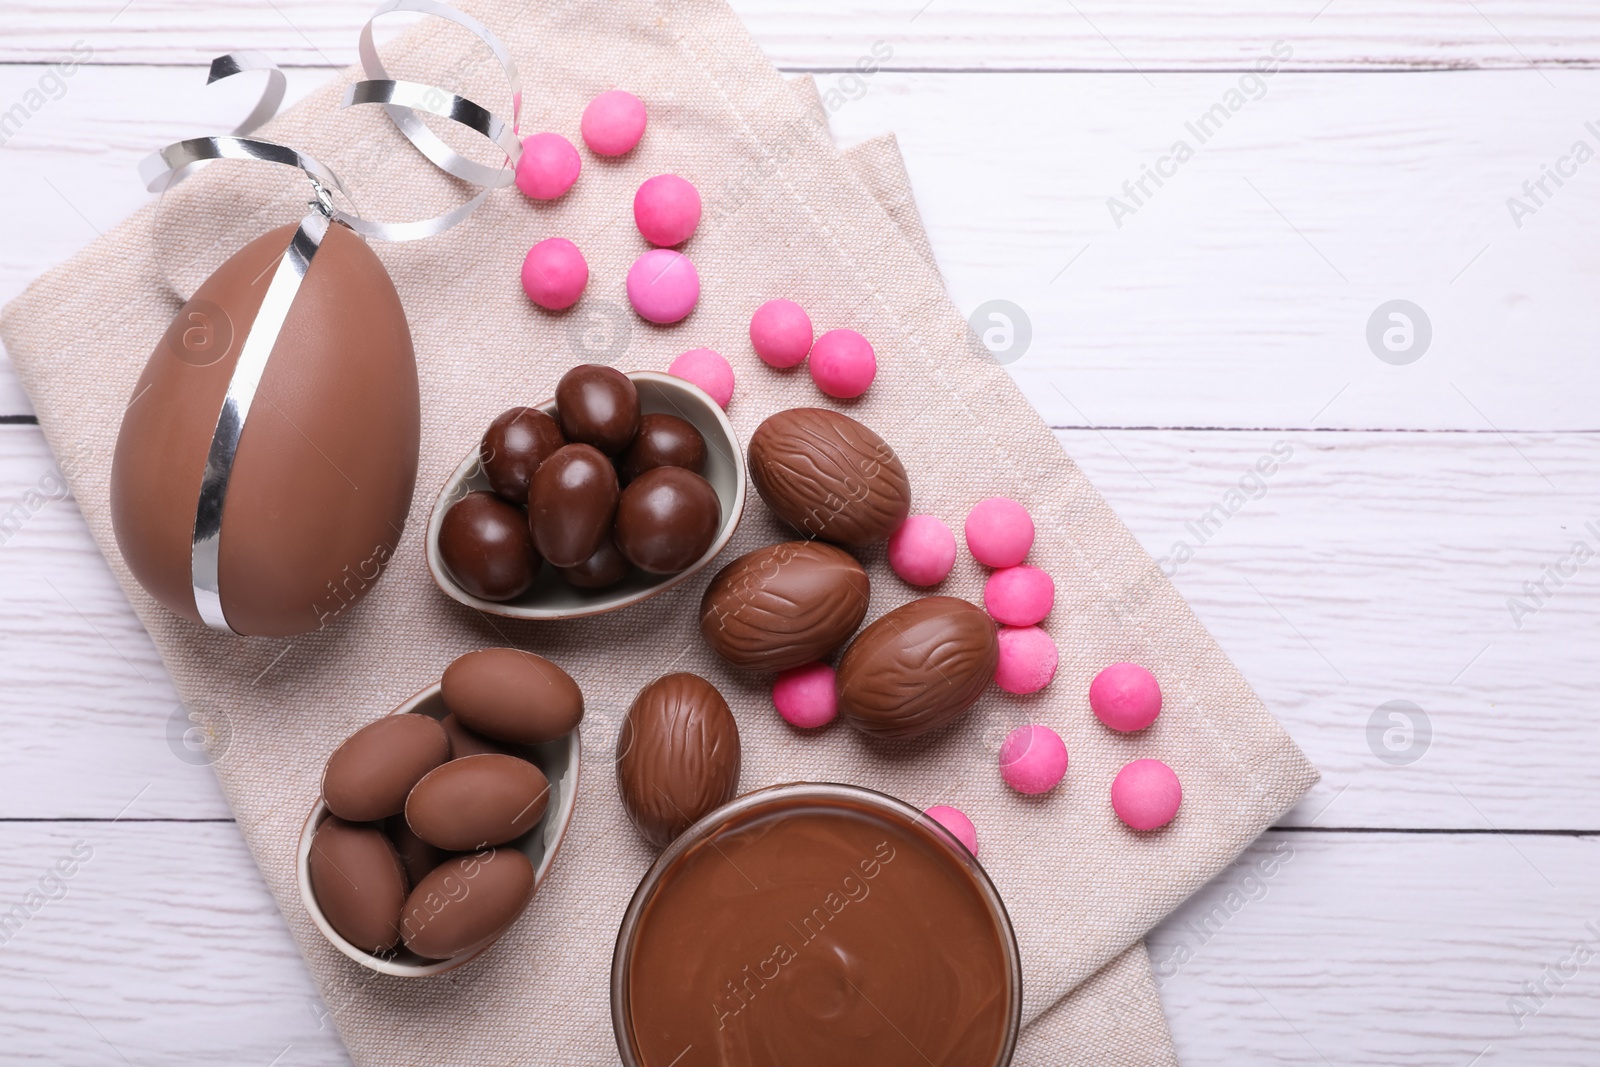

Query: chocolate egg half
[617,673,740,848]
[837,596,998,739]
[748,407,910,547]
[699,541,870,672]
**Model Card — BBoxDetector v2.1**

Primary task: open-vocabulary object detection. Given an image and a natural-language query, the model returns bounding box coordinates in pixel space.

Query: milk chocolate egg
[699,541,870,672]
[111,222,419,636]
[322,713,450,822]
[441,713,517,760]
[480,406,565,504]
[614,467,721,575]
[748,408,910,547]
[386,815,449,887]
[619,413,706,483]
[555,365,639,455]
[560,537,630,589]
[837,596,998,740]
[400,847,536,960]
[441,648,584,744]
[616,673,740,848]
[438,491,541,601]
[529,443,618,567]
[406,754,550,851]
[309,816,408,954]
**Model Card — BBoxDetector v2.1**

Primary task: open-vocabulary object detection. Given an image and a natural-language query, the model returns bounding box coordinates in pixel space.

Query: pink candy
[1090,662,1162,733]
[772,662,837,729]
[580,90,647,156]
[965,497,1034,568]
[809,328,876,398]
[634,174,702,247]
[923,805,979,856]
[668,347,734,409]
[994,626,1058,694]
[626,249,700,324]
[514,132,581,200]
[887,515,956,587]
[999,725,1068,795]
[984,565,1054,626]
[749,299,814,368]
[1111,759,1182,830]
[521,237,588,310]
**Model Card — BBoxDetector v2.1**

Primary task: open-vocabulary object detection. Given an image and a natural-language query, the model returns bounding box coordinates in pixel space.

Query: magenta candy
[1090,662,1162,733]
[749,299,813,369]
[521,237,588,311]
[887,514,957,587]
[994,626,1058,695]
[965,497,1034,568]
[668,347,734,409]
[999,724,1068,795]
[514,132,581,200]
[923,805,979,856]
[1111,759,1182,830]
[809,328,876,399]
[984,565,1054,626]
[581,89,646,156]
[626,249,700,324]
[771,662,837,729]
[634,174,702,247]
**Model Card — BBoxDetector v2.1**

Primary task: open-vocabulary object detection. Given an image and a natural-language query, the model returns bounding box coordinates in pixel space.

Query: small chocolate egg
[385,815,449,887]
[748,408,911,547]
[619,413,706,483]
[699,541,870,672]
[441,648,585,744]
[400,847,536,960]
[554,365,640,455]
[441,713,517,760]
[406,754,551,851]
[529,443,619,568]
[560,537,631,589]
[614,467,721,575]
[480,407,565,505]
[309,816,408,954]
[837,596,999,740]
[438,491,541,601]
[322,713,450,822]
[616,673,740,848]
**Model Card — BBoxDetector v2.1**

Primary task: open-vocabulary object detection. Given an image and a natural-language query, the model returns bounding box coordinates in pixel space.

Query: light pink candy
[749,299,813,368]
[887,515,956,587]
[1111,759,1182,830]
[994,626,1058,695]
[668,348,734,409]
[923,805,979,856]
[965,497,1034,568]
[626,249,700,324]
[772,662,837,729]
[999,724,1068,795]
[634,174,702,247]
[521,237,588,310]
[514,132,581,200]
[809,328,877,398]
[580,90,646,156]
[1090,662,1162,733]
[984,565,1054,626]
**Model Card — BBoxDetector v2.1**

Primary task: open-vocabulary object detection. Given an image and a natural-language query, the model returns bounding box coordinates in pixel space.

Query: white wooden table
[2,2,1598,1063]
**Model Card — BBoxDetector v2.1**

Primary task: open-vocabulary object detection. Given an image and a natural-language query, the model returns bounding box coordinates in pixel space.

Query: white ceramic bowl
[297,684,581,977]
[426,371,746,620]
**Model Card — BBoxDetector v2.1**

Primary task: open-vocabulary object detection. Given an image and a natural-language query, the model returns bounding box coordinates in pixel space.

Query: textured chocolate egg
[616,673,741,848]
[555,364,639,455]
[438,491,541,601]
[441,648,584,744]
[309,816,408,954]
[400,847,536,960]
[748,408,910,547]
[699,541,870,672]
[322,713,450,822]
[837,596,999,740]
[385,815,449,887]
[441,713,516,760]
[560,537,631,589]
[405,754,550,851]
[110,222,419,636]
[614,467,721,575]
[619,413,706,483]
[529,443,619,567]
[480,406,565,505]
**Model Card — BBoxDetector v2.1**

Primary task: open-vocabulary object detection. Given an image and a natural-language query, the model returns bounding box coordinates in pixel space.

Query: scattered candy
[923,804,979,856]
[994,626,1058,694]
[771,662,838,729]
[634,174,702,247]
[808,328,877,399]
[521,237,588,311]
[668,347,734,409]
[514,132,581,200]
[887,514,957,587]
[580,89,647,156]
[984,565,1054,627]
[1111,759,1182,830]
[999,724,1068,795]
[626,249,700,324]
[1089,662,1162,733]
[749,299,813,368]
[965,497,1034,568]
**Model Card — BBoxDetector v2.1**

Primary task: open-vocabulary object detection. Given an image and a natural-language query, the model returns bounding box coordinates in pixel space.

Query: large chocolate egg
[748,408,910,547]
[110,222,419,636]
[837,596,998,739]
[529,443,619,567]
[616,673,741,848]
[699,541,870,672]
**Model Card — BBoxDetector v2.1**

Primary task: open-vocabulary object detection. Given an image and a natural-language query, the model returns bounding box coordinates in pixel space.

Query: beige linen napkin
[1,2,1316,1063]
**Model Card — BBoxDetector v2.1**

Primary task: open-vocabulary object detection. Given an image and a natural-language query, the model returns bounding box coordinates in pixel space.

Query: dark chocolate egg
[529,443,618,567]
[616,673,740,848]
[438,491,541,601]
[321,713,450,822]
[480,406,564,504]
[110,222,419,636]
[554,364,639,455]
[837,596,998,739]
[405,754,551,851]
[748,407,910,547]
[614,467,721,575]
[309,816,408,953]
[619,413,706,483]
[699,541,871,672]
[560,537,630,589]
[441,648,584,744]
[400,848,535,960]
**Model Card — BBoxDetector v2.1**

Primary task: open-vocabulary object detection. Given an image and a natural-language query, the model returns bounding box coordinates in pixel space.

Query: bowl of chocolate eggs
[427,367,746,620]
